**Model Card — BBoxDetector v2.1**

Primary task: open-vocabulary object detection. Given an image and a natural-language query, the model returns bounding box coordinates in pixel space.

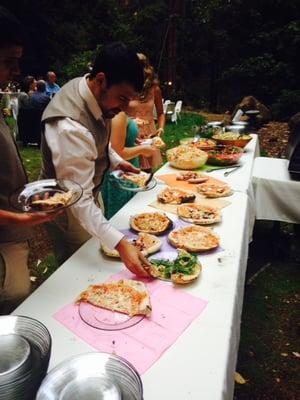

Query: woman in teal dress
[101,111,158,219]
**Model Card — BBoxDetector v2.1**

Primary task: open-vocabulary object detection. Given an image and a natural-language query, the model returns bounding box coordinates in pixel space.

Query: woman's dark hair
[0,6,24,49]
[21,76,35,93]
[90,42,144,92]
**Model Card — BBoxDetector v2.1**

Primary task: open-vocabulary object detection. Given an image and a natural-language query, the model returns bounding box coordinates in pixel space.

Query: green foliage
[19,146,42,182]
[272,89,300,121]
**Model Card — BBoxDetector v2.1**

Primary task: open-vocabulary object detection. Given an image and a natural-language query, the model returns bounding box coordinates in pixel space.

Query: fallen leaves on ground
[235,372,248,384]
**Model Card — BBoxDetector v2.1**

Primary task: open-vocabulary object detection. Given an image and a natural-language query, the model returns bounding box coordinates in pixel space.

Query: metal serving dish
[10,179,83,213]
[36,352,143,400]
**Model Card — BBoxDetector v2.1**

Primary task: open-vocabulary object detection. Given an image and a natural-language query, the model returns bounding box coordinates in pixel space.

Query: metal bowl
[225,125,246,133]
[207,121,223,127]
[36,352,143,400]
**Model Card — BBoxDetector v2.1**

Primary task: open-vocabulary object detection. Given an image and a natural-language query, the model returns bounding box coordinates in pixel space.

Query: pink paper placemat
[53,270,208,374]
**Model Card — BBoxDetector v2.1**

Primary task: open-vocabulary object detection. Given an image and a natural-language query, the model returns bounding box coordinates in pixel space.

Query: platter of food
[77,279,151,330]
[212,132,252,148]
[206,145,243,166]
[179,137,217,150]
[149,249,201,284]
[130,212,173,235]
[10,179,83,213]
[168,225,220,252]
[101,233,162,258]
[197,183,233,198]
[110,170,157,192]
[157,187,196,204]
[177,203,222,225]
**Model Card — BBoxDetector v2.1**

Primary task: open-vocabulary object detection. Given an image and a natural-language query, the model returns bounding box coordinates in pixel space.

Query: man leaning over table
[40,42,151,277]
[0,7,58,314]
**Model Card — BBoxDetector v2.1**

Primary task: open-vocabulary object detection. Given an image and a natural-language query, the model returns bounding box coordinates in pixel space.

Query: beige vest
[40,77,111,193]
[0,113,31,243]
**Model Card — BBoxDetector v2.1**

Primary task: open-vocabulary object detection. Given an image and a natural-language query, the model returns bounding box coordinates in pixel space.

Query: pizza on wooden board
[168,225,220,252]
[176,171,209,184]
[149,249,201,284]
[101,233,162,258]
[77,279,152,317]
[157,187,196,204]
[197,183,232,198]
[177,203,222,225]
[130,212,173,235]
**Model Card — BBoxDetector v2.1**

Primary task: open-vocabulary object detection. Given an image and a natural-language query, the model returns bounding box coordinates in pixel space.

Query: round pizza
[157,187,196,204]
[176,171,209,184]
[101,233,162,258]
[149,250,201,284]
[168,225,220,252]
[197,183,232,198]
[177,203,222,225]
[130,212,173,235]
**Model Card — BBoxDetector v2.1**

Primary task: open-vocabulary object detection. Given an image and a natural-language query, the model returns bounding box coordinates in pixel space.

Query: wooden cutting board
[156,173,227,193]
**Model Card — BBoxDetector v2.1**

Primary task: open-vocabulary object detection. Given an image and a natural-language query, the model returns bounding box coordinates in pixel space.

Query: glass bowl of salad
[206,145,244,166]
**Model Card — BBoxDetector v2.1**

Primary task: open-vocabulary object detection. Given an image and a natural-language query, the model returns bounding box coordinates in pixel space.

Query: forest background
[2,0,300,120]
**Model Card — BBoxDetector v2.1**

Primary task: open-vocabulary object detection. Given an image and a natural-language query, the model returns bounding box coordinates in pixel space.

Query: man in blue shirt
[29,80,50,111]
[45,71,60,97]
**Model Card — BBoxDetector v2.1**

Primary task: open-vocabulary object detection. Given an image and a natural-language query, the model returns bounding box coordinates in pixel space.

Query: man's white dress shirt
[44,76,124,249]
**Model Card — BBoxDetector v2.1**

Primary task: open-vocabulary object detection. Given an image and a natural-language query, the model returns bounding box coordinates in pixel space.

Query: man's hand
[115,238,151,277]
[117,160,140,174]
[0,209,61,227]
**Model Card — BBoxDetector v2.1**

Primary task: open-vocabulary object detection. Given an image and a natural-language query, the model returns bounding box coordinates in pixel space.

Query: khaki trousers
[0,241,30,313]
[46,194,104,266]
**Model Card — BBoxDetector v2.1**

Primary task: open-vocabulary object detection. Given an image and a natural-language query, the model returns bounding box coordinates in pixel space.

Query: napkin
[54,270,208,375]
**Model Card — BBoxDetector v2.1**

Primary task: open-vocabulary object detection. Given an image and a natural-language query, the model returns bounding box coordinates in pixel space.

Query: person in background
[231,95,271,126]
[18,75,36,108]
[126,53,165,170]
[0,6,58,314]
[102,111,158,219]
[28,79,50,111]
[45,71,60,97]
[40,42,151,277]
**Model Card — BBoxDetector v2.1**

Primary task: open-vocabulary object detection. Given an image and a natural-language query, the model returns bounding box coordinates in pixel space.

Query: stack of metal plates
[0,315,51,400]
[36,352,143,400]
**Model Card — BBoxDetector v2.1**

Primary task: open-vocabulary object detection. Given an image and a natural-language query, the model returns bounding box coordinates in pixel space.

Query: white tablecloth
[13,139,259,400]
[252,157,300,223]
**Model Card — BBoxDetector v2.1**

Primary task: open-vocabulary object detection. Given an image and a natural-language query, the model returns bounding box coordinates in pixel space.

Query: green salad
[150,250,198,279]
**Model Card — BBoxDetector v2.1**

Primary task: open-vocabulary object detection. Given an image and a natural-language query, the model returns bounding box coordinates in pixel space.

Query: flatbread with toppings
[77,279,151,317]
[101,233,162,258]
[31,190,74,209]
[176,171,209,184]
[130,212,173,235]
[197,183,232,198]
[177,203,221,225]
[122,172,152,187]
[168,225,220,252]
[157,187,196,204]
[149,249,201,284]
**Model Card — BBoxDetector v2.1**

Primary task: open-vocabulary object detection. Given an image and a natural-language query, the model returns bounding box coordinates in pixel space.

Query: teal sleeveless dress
[101,118,139,219]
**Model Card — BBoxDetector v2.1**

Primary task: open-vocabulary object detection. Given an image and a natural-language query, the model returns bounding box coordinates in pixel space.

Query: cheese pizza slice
[77,279,152,317]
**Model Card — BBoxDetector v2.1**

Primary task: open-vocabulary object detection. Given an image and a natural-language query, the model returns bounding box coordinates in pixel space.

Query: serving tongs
[205,164,242,173]
[144,171,154,186]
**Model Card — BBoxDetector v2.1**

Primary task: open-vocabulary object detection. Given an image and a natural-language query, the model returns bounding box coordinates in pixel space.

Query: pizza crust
[77,279,151,317]
[157,187,196,204]
[130,212,173,235]
[176,171,209,184]
[177,203,222,225]
[168,225,220,252]
[101,233,162,258]
[122,172,152,187]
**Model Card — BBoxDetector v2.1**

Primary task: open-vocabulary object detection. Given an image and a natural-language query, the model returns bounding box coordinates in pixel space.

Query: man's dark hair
[90,42,144,92]
[0,6,24,49]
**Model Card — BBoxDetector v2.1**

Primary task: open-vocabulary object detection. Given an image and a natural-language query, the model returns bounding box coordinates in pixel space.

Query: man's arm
[0,209,58,226]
